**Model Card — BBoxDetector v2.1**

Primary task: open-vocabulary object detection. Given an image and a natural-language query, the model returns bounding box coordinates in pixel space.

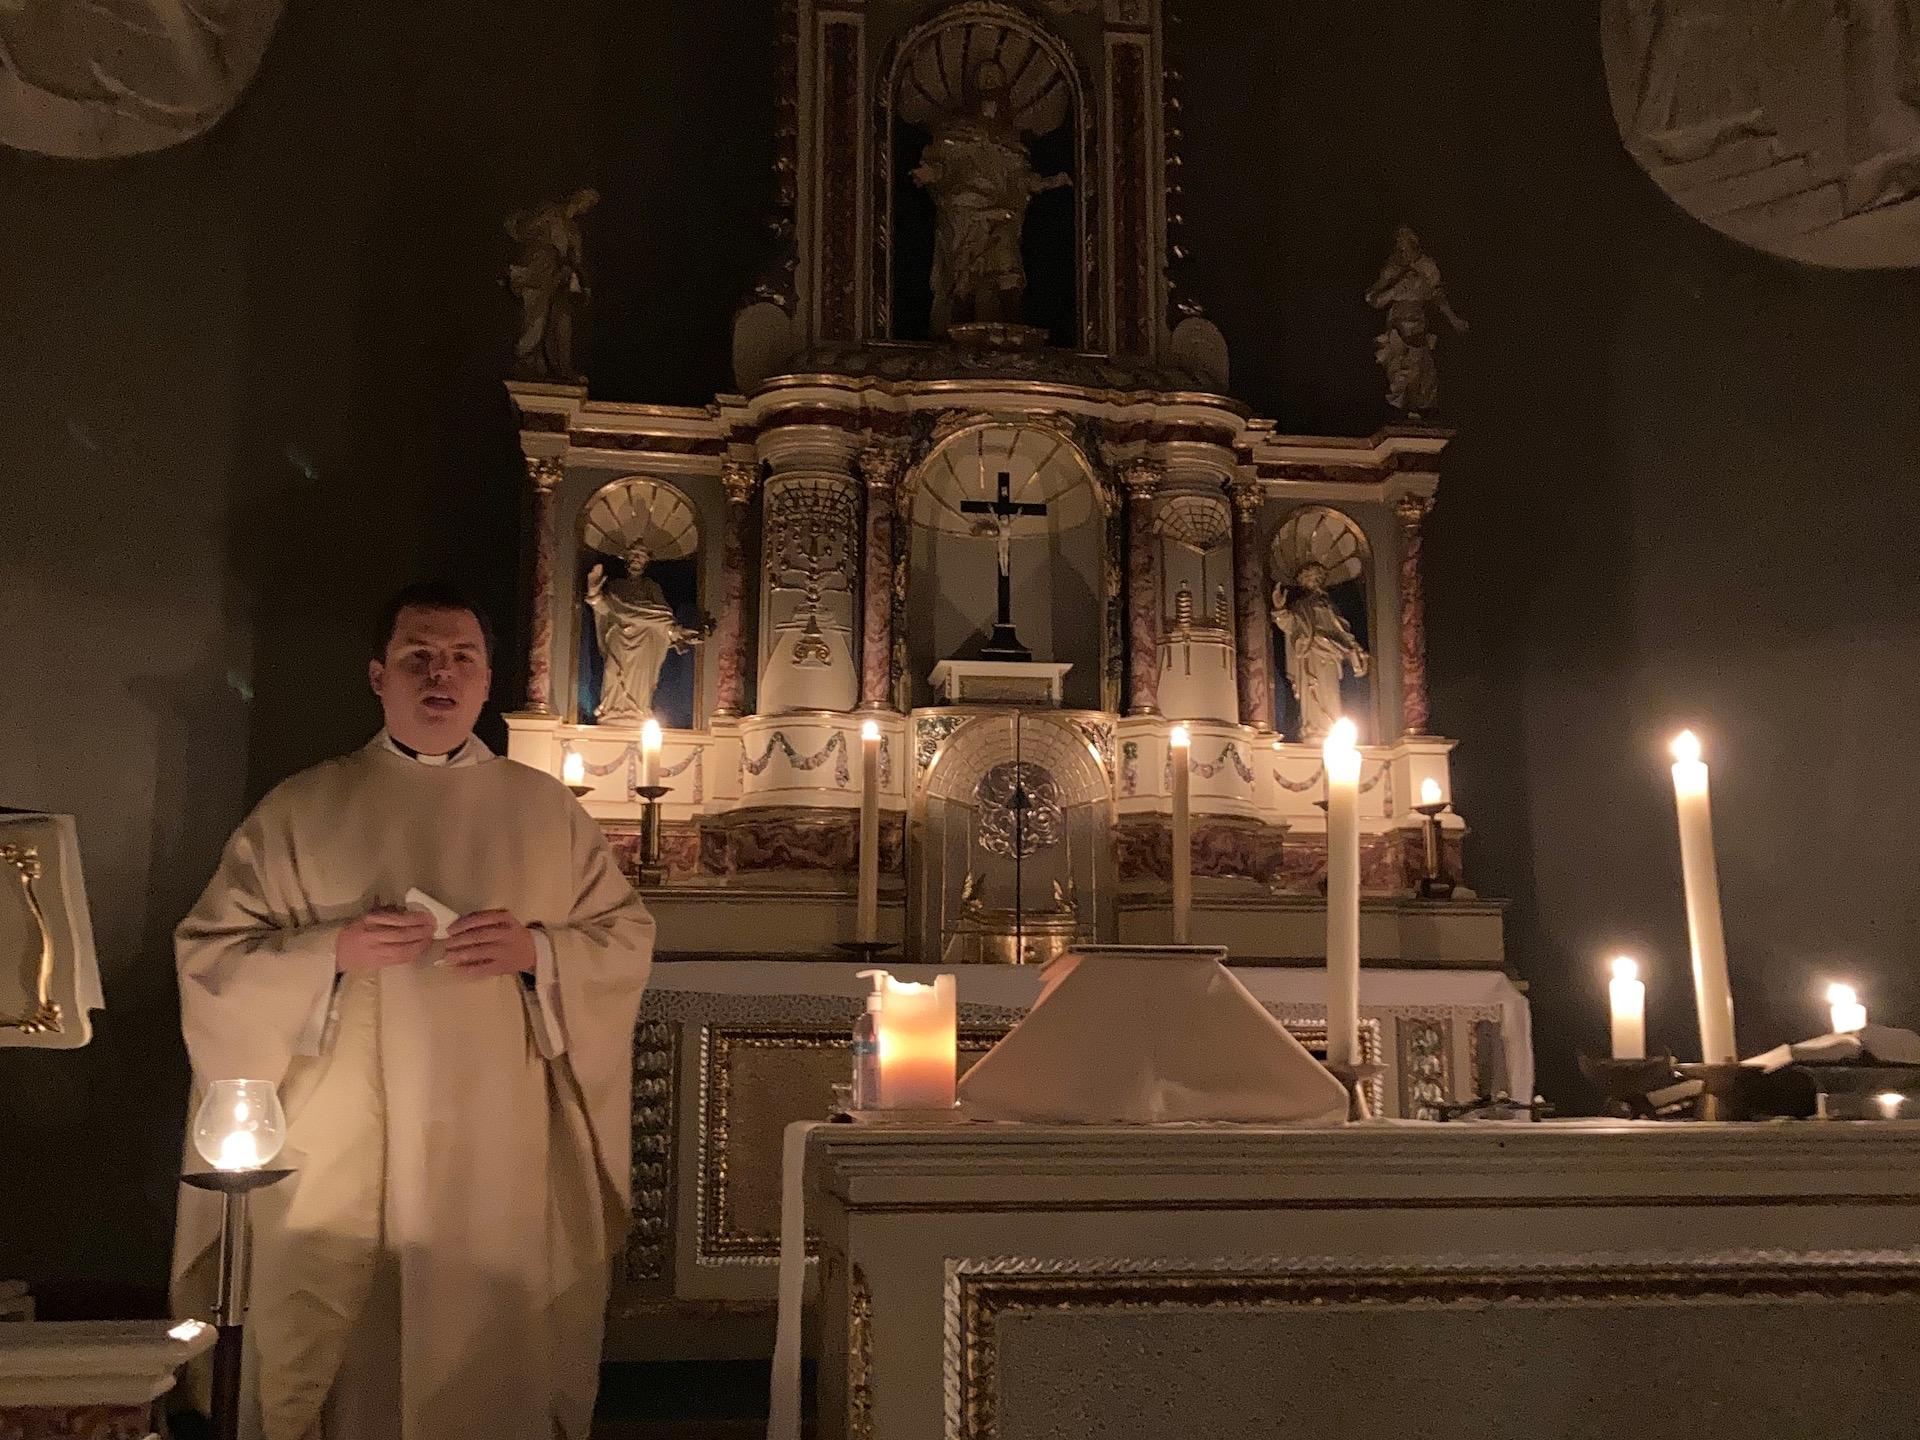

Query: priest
[171,582,656,1440]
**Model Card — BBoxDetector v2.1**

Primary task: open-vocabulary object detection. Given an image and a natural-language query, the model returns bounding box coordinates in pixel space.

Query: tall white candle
[1827,982,1867,1036]
[1323,717,1362,1070]
[1170,724,1192,944]
[640,718,662,790]
[1669,730,1736,1062]
[857,720,881,943]
[876,973,956,1109]
[1609,955,1646,1060]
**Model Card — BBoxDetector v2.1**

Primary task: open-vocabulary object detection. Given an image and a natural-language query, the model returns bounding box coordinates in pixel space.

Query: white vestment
[171,734,655,1440]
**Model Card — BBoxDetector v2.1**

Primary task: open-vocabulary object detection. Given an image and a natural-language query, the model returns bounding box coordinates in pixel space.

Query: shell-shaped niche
[581,477,700,562]
[1269,505,1367,589]
[895,5,1074,136]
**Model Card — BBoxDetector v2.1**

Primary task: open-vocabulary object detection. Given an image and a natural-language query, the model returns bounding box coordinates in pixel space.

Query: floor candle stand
[179,1168,293,1440]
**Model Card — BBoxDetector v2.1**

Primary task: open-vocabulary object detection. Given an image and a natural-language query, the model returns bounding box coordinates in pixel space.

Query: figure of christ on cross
[960,470,1049,661]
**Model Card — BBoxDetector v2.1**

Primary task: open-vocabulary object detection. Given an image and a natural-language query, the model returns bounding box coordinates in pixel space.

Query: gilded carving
[1,844,62,1035]
[623,1019,677,1284]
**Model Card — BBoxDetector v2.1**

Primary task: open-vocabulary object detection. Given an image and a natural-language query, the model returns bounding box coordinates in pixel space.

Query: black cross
[959,471,1048,662]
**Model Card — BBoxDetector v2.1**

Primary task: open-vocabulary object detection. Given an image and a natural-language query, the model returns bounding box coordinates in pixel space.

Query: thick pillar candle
[1323,717,1362,1070]
[641,717,662,790]
[877,973,956,1109]
[1669,730,1736,1062]
[562,750,586,789]
[1828,982,1866,1035]
[1609,955,1646,1060]
[1170,724,1192,944]
[857,720,881,943]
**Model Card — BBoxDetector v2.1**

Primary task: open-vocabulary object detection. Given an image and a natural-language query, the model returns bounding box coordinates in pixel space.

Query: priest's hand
[442,910,538,978]
[336,907,435,972]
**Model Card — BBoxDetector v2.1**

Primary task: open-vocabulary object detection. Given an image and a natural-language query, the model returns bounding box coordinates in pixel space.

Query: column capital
[857,442,910,490]
[1393,491,1434,529]
[721,458,760,506]
[1121,458,1165,495]
[526,456,565,494]
[1229,477,1265,519]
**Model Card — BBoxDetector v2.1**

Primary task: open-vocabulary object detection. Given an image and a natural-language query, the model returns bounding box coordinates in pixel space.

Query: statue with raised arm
[1272,563,1369,742]
[505,188,599,381]
[912,62,1071,337]
[586,542,707,725]
[1367,225,1468,420]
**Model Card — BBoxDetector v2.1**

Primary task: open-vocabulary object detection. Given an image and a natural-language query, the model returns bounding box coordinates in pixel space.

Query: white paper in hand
[958,945,1349,1125]
[403,888,460,940]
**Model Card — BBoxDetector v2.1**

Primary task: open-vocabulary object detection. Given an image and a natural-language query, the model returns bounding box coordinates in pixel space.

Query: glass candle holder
[193,1079,286,1171]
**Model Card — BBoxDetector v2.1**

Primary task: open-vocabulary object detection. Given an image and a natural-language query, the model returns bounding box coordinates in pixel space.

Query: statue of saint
[586,543,707,725]
[1366,226,1467,420]
[504,188,599,381]
[911,62,1071,337]
[1272,563,1369,742]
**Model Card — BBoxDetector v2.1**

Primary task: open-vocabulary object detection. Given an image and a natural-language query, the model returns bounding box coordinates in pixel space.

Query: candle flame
[562,751,586,787]
[1323,716,1358,757]
[860,718,880,742]
[1827,982,1858,1007]
[1419,777,1443,807]
[1169,724,1190,749]
[216,1130,262,1172]
[1878,1092,1903,1118]
[641,718,662,753]
[1611,955,1639,983]
[1670,729,1701,765]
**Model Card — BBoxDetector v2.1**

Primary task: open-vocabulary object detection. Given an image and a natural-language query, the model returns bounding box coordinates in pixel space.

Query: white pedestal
[929,660,1072,706]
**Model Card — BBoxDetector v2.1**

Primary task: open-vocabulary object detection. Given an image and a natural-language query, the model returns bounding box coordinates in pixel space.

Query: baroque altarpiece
[500,0,1522,1352]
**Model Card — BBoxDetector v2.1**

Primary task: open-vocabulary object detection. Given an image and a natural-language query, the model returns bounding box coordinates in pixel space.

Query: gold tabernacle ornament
[1,844,63,1035]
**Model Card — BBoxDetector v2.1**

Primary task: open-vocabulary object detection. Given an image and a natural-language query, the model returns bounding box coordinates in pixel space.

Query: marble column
[1230,479,1274,731]
[522,456,564,716]
[1123,459,1164,717]
[713,459,758,718]
[857,445,905,711]
[891,470,917,711]
[1396,492,1434,736]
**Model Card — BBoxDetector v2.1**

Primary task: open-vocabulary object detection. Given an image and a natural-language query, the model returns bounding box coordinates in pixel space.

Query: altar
[799,1123,1920,1440]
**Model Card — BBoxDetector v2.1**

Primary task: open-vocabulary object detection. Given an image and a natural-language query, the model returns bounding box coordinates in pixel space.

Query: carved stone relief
[1602,0,1920,267]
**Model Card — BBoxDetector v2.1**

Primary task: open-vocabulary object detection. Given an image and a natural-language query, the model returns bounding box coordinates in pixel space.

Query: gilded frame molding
[0,844,62,1035]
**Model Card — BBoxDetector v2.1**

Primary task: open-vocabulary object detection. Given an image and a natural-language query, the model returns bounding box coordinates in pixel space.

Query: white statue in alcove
[1272,563,1369,742]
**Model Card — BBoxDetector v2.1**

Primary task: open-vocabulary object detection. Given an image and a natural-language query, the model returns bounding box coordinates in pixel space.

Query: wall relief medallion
[0,0,284,158]
[1602,0,1920,268]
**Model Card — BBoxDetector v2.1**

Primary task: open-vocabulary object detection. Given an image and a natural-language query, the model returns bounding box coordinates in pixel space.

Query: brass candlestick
[181,1167,294,1440]
[1323,1062,1386,1122]
[1412,797,1453,900]
[632,783,670,886]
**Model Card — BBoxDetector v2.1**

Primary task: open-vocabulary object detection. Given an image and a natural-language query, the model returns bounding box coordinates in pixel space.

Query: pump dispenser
[851,969,887,1109]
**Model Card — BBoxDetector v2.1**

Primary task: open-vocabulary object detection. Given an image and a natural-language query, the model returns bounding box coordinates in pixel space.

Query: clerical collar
[386,734,467,766]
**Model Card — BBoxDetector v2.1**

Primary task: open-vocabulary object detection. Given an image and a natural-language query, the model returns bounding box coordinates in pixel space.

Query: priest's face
[370,604,491,754]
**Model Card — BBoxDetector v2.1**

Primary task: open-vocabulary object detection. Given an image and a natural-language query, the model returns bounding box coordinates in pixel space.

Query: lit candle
[1877,1091,1903,1120]
[1323,717,1362,1071]
[876,973,956,1109]
[562,750,586,789]
[857,720,881,944]
[1170,724,1192,944]
[640,718,662,790]
[217,1131,262,1171]
[1669,730,1736,1062]
[1609,955,1646,1060]
[1419,776,1443,807]
[1828,982,1867,1036]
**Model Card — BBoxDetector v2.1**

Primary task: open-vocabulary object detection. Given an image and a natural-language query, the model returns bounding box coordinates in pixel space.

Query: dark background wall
[3,0,1916,1303]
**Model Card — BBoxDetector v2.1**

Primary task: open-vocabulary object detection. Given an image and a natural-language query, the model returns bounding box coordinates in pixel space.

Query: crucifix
[960,470,1049,661]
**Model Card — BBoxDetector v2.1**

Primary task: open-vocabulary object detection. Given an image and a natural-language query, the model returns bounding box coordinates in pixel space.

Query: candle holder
[1796,1063,1920,1120]
[181,1167,294,1440]
[1674,1062,1762,1122]
[1323,1062,1386,1122]
[567,782,594,799]
[1411,797,1454,900]
[631,783,670,886]
[1578,1053,1692,1118]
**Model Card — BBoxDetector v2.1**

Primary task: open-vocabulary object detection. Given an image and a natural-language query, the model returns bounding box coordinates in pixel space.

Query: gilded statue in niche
[912,61,1072,336]
[1367,226,1468,420]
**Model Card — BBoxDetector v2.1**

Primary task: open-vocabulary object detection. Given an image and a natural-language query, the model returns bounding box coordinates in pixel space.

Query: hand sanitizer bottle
[852,969,886,1110]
